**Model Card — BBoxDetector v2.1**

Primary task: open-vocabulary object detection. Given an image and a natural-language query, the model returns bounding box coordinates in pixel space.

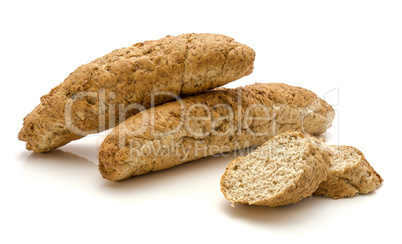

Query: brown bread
[19,33,255,152]
[99,83,335,181]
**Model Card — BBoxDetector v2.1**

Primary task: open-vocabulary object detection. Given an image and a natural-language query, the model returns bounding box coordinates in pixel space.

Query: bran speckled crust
[220,131,331,207]
[98,83,335,181]
[18,33,255,153]
[314,145,383,198]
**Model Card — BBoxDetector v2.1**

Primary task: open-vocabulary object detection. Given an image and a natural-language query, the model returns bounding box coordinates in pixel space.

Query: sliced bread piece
[314,145,383,199]
[220,131,331,207]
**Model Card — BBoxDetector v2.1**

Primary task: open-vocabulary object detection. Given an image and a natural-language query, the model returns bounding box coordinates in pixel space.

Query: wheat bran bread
[98,83,335,181]
[314,145,383,198]
[18,33,255,153]
[220,131,331,207]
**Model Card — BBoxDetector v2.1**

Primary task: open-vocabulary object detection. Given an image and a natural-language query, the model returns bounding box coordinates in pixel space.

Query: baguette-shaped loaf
[19,33,255,152]
[99,83,335,181]
[220,131,331,207]
[314,145,383,198]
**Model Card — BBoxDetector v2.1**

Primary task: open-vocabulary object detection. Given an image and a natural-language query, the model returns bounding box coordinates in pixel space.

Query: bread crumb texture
[220,131,331,207]
[314,145,383,198]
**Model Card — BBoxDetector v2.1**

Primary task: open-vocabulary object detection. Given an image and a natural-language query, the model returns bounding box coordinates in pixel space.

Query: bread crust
[18,33,255,152]
[98,83,335,181]
[314,145,383,198]
[220,131,331,207]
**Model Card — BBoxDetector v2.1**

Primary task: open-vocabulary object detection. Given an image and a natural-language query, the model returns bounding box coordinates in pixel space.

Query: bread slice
[220,131,331,207]
[314,145,383,198]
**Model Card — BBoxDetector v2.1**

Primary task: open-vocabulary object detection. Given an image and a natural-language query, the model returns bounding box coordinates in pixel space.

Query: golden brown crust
[18,33,255,152]
[220,131,331,207]
[314,145,383,198]
[98,83,335,181]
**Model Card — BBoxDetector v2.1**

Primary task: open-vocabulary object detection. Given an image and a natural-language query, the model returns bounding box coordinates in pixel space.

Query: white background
[1,0,401,243]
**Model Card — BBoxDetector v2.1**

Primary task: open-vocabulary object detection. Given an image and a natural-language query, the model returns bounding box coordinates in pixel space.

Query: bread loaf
[18,33,255,152]
[220,131,331,207]
[98,83,335,181]
[314,145,383,198]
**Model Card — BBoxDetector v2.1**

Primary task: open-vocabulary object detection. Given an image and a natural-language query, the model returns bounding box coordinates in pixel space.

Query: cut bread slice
[220,131,331,207]
[314,145,383,199]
